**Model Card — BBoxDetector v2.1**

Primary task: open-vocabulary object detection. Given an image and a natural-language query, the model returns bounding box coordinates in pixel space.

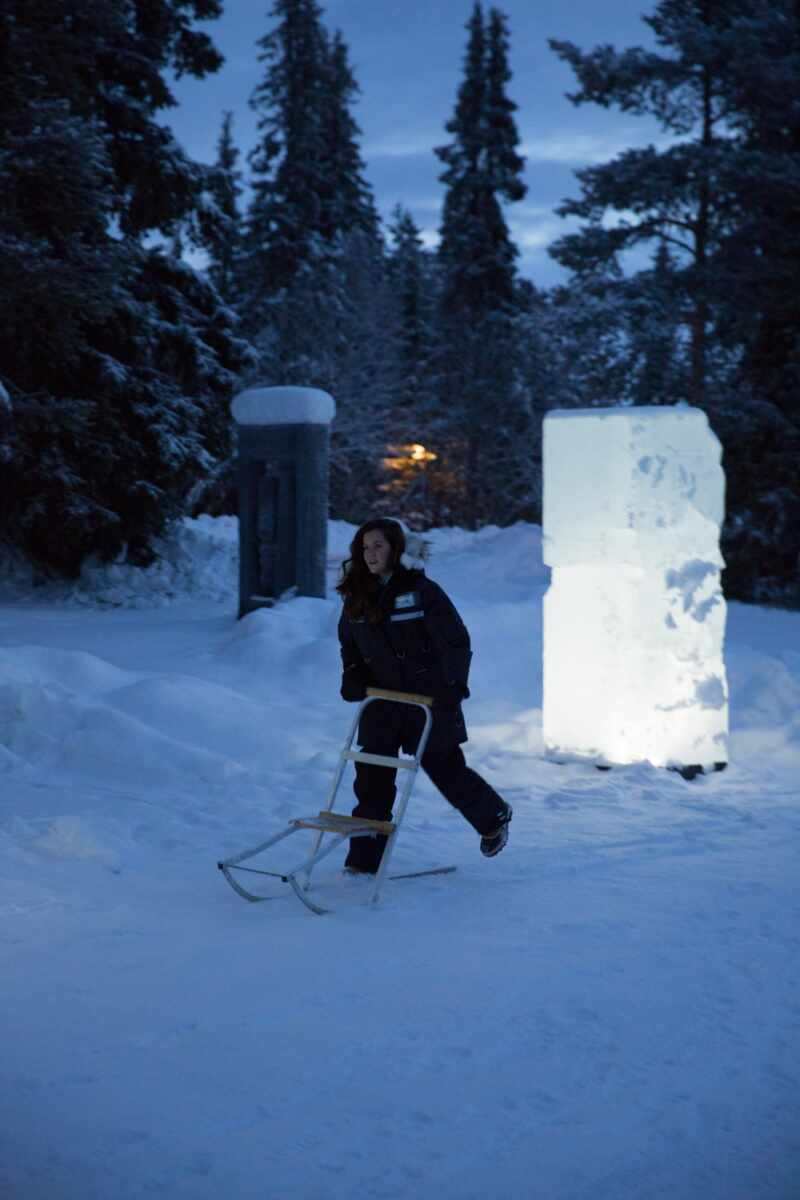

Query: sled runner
[217,687,457,915]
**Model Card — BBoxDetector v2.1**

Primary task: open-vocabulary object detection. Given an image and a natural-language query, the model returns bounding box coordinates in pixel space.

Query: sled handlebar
[366,687,433,708]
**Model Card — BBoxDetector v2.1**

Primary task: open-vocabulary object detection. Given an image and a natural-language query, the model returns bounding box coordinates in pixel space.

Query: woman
[336,517,512,874]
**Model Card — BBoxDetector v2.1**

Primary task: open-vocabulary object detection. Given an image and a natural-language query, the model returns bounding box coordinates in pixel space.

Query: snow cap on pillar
[232,386,335,427]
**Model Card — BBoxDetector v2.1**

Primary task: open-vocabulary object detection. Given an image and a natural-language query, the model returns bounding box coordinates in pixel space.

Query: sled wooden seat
[290,813,396,836]
[344,750,416,770]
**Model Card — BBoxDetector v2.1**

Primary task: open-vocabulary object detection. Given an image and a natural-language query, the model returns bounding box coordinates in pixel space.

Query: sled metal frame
[217,687,456,915]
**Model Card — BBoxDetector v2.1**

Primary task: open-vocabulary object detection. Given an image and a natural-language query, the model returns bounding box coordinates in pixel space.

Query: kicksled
[217,688,457,915]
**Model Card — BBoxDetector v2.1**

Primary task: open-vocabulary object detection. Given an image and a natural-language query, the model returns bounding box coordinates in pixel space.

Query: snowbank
[0,515,239,609]
[0,520,798,1200]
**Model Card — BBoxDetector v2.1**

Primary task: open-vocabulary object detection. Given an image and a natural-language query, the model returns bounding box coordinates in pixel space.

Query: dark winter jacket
[337,567,472,748]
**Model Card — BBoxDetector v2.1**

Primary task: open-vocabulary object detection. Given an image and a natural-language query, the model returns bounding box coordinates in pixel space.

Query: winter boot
[480,804,513,858]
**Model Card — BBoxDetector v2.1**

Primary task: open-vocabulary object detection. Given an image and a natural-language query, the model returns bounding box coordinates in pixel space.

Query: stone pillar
[233,386,335,618]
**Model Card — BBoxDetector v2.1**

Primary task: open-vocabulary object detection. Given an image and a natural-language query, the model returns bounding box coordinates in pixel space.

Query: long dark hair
[336,519,406,622]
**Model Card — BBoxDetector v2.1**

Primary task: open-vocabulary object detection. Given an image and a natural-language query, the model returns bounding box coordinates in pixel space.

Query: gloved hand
[341,665,368,702]
[433,682,467,709]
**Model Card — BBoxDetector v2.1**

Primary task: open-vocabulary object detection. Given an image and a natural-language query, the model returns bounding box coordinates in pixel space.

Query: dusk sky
[168,1,665,289]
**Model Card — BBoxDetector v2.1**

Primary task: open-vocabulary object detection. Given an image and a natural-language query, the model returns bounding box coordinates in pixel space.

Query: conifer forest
[1,0,798,606]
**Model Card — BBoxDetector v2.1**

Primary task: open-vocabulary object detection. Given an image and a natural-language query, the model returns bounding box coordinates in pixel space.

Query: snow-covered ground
[2,518,799,1200]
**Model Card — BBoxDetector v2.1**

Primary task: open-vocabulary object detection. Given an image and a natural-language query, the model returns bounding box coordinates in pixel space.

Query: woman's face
[362,530,393,576]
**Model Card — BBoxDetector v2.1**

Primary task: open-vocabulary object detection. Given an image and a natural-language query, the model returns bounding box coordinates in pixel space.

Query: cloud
[364,132,442,159]
[366,126,673,170]
[513,224,565,252]
[520,128,676,165]
[510,204,577,242]
[409,196,446,215]
[364,128,624,165]
[520,130,638,165]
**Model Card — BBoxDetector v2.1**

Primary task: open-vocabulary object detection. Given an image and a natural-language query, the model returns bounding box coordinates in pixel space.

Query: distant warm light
[383,443,437,471]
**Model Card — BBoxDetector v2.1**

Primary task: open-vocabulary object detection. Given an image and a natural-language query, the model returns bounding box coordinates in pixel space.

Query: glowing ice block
[542,406,729,771]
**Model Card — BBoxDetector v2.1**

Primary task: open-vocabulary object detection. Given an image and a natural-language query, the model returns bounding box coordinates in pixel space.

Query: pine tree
[624,241,687,406]
[437,5,524,316]
[243,3,380,382]
[204,111,244,306]
[245,0,331,309]
[434,3,528,526]
[710,0,800,602]
[549,4,740,407]
[706,0,800,411]
[329,229,399,521]
[386,207,437,411]
[320,32,379,242]
[549,0,800,603]
[536,269,631,412]
[0,0,251,576]
[374,207,442,523]
[484,5,528,273]
[243,0,396,524]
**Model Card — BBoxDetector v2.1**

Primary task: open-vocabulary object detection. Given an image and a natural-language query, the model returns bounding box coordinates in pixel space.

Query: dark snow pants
[345,702,506,873]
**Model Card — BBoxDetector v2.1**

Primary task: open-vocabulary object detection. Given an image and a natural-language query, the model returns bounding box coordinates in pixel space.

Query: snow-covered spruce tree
[548,1,742,409]
[319,27,395,521]
[536,267,633,410]
[204,111,244,308]
[243,0,331,323]
[375,206,443,524]
[387,207,437,409]
[434,3,531,527]
[243,0,393,520]
[549,0,800,604]
[719,0,800,416]
[329,228,401,520]
[623,241,689,407]
[507,279,564,523]
[178,110,249,519]
[703,0,800,603]
[243,3,378,354]
[0,0,250,577]
[541,242,689,411]
[320,31,380,244]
